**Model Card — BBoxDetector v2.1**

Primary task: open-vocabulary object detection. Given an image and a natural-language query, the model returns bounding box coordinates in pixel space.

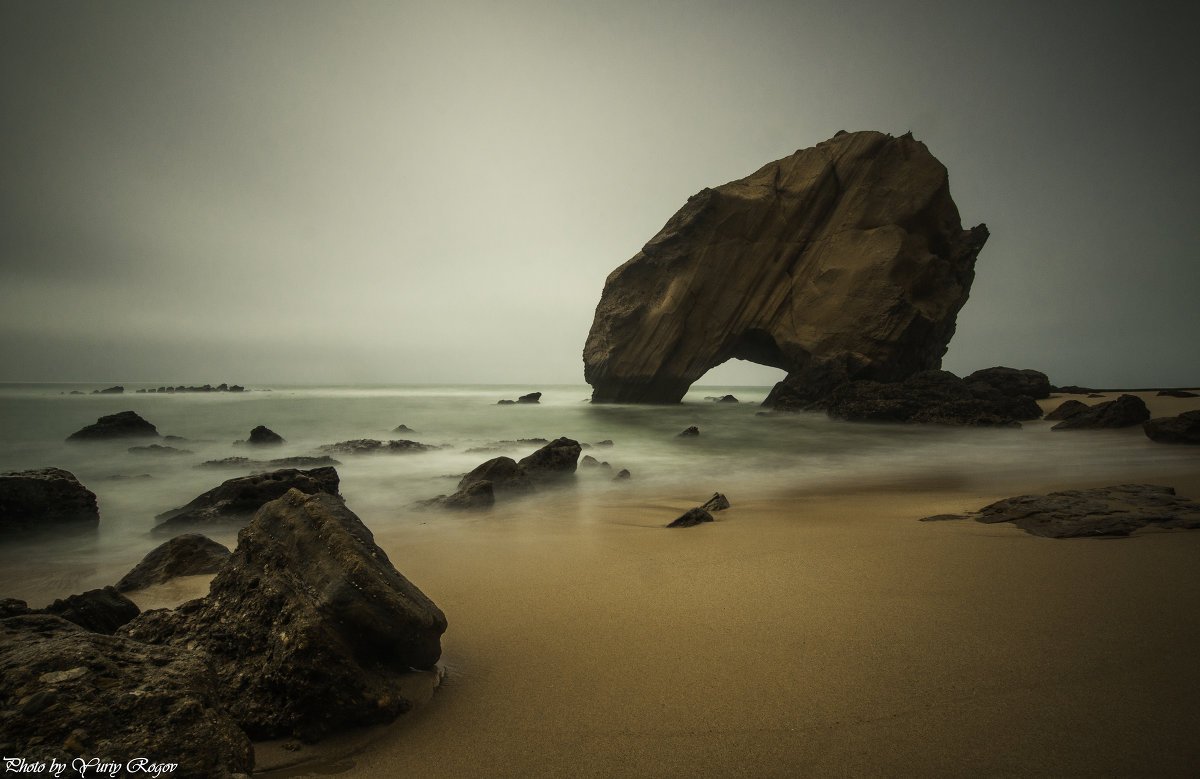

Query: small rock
[678,426,700,437]
[246,425,285,445]
[701,493,731,512]
[668,507,713,528]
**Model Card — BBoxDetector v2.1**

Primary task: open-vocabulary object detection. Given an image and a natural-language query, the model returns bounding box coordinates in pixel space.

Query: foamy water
[2,382,1197,605]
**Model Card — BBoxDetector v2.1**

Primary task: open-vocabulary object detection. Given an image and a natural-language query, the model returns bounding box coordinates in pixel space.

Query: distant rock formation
[0,467,99,534]
[1050,394,1150,430]
[583,130,987,404]
[66,410,159,441]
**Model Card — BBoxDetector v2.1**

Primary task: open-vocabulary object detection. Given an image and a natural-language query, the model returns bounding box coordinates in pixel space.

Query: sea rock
[583,130,988,404]
[42,587,141,634]
[515,437,582,483]
[66,410,159,441]
[920,483,1200,538]
[701,493,731,512]
[128,443,193,455]
[319,439,434,455]
[200,455,341,469]
[964,367,1051,400]
[668,507,714,528]
[1143,410,1200,444]
[417,480,496,511]
[1157,389,1199,398]
[122,490,448,740]
[394,424,415,433]
[1044,399,1090,421]
[1050,394,1150,430]
[115,535,232,592]
[153,466,340,532]
[458,456,532,494]
[518,392,542,403]
[0,614,253,775]
[819,370,1027,425]
[0,467,99,534]
[245,425,285,445]
[95,385,125,394]
[678,426,700,437]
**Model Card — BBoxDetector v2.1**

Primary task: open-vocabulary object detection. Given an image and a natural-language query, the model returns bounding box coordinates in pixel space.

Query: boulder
[583,130,987,404]
[416,480,496,511]
[963,367,1051,399]
[0,614,253,775]
[1143,410,1200,444]
[245,425,285,445]
[518,392,542,404]
[457,456,532,494]
[66,410,159,441]
[122,490,448,741]
[42,587,141,634]
[701,493,731,512]
[920,484,1200,538]
[0,467,99,534]
[128,443,193,455]
[1044,399,1090,421]
[95,385,125,394]
[115,535,232,592]
[1050,394,1150,430]
[819,370,1026,426]
[153,466,340,532]
[668,508,714,528]
[515,437,581,483]
[613,469,632,480]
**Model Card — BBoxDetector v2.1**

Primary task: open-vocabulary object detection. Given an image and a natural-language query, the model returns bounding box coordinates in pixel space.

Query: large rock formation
[0,467,99,534]
[583,130,988,404]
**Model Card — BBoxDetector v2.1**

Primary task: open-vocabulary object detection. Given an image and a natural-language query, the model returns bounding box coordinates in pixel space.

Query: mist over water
[2,382,1197,606]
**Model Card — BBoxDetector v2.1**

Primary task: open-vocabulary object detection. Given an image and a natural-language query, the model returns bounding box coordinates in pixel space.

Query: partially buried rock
[963,367,1051,400]
[668,507,714,528]
[920,483,1200,538]
[66,410,159,441]
[115,534,232,592]
[0,467,99,534]
[1143,410,1200,444]
[0,614,253,775]
[121,489,448,741]
[701,493,731,512]
[1050,394,1150,430]
[245,425,285,445]
[153,466,340,532]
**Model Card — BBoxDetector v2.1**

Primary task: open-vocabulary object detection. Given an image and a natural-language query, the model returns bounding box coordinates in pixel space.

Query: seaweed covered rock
[0,467,99,534]
[122,489,447,741]
[0,614,253,776]
[153,466,340,532]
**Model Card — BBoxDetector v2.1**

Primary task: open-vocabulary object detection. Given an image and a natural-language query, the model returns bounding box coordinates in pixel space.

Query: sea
[2,381,1197,606]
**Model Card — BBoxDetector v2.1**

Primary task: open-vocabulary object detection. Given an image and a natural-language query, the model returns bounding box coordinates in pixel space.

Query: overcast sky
[3,0,1197,388]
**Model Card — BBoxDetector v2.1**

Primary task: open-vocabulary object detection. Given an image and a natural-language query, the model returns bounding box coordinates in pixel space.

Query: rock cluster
[154,466,340,532]
[319,439,435,455]
[0,467,100,534]
[668,493,731,528]
[498,392,542,405]
[920,484,1200,538]
[584,130,987,404]
[420,437,582,510]
[1049,394,1149,430]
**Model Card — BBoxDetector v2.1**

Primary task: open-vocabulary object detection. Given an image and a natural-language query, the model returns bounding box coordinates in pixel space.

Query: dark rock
[0,614,254,775]
[668,507,714,528]
[43,587,140,634]
[128,443,193,455]
[594,439,614,446]
[613,469,632,480]
[154,466,340,532]
[464,438,549,454]
[1054,385,1095,394]
[518,392,542,404]
[497,399,516,405]
[963,367,1051,399]
[1157,389,1199,398]
[246,425,285,445]
[819,370,1025,426]
[1050,394,1150,430]
[115,535,232,592]
[458,456,532,494]
[0,598,33,618]
[201,455,341,469]
[921,483,1200,538]
[122,489,448,741]
[718,394,738,403]
[1143,410,1200,444]
[701,493,731,512]
[66,410,159,441]
[678,426,700,437]
[516,437,582,483]
[1044,399,1090,421]
[417,480,496,511]
[95,385,124,394]
[393,424,414,433]
[319,439,434,455]
[0,467,99,534]
[584,131,987,404]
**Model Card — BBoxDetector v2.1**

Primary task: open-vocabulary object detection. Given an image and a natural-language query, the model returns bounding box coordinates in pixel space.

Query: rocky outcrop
[244,425,284,445]
[153,466,340,532]
[122,489,447,741]
[42,587,141,634]
[66,410,159,441]
[0,467,99,534]
[583,130,987,404]
[920,484,1200,538]
[515,437,582,483]
[115,535,232,592]
[1143,410,1200,444]
[319,439,434,455]
[1044,399,1090,421]
[422,438,582,510]
[1050,394,1150,430]
[964,367,1051,400]
[668,508,713,528]
[818,370,1035,425]
[0,614,254,776]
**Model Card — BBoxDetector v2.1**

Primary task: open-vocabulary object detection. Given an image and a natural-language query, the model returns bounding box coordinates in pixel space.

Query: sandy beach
[248,392,1200,777]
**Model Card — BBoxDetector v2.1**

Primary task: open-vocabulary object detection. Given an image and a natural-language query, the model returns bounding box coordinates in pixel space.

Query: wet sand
[264,405,1200,778]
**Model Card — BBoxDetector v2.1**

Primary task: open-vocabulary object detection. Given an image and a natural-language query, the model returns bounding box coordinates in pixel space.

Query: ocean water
[2,382,1197,605]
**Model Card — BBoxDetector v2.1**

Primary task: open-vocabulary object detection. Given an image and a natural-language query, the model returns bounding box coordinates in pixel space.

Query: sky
[2,0,1198,389]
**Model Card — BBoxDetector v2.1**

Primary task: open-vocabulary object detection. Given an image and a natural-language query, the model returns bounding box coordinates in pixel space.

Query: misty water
[2,382,1197,606]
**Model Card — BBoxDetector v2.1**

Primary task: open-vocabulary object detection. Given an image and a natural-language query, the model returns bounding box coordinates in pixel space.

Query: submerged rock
[963,367,1051,400]
[115,535,232,592]
[457,456,532,494]
[668,507,714,528]
[584,130,987,404]
[122,489,448,741]
[319,439,434,455]
[678,426,700,437]
[128,443,192,455]
[1050,394,1150,430]
[1143,410,1200,444]
[920,483,1200,538]
[0,467,99,534]
[66,410,160,441]
[153,466,340,532]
